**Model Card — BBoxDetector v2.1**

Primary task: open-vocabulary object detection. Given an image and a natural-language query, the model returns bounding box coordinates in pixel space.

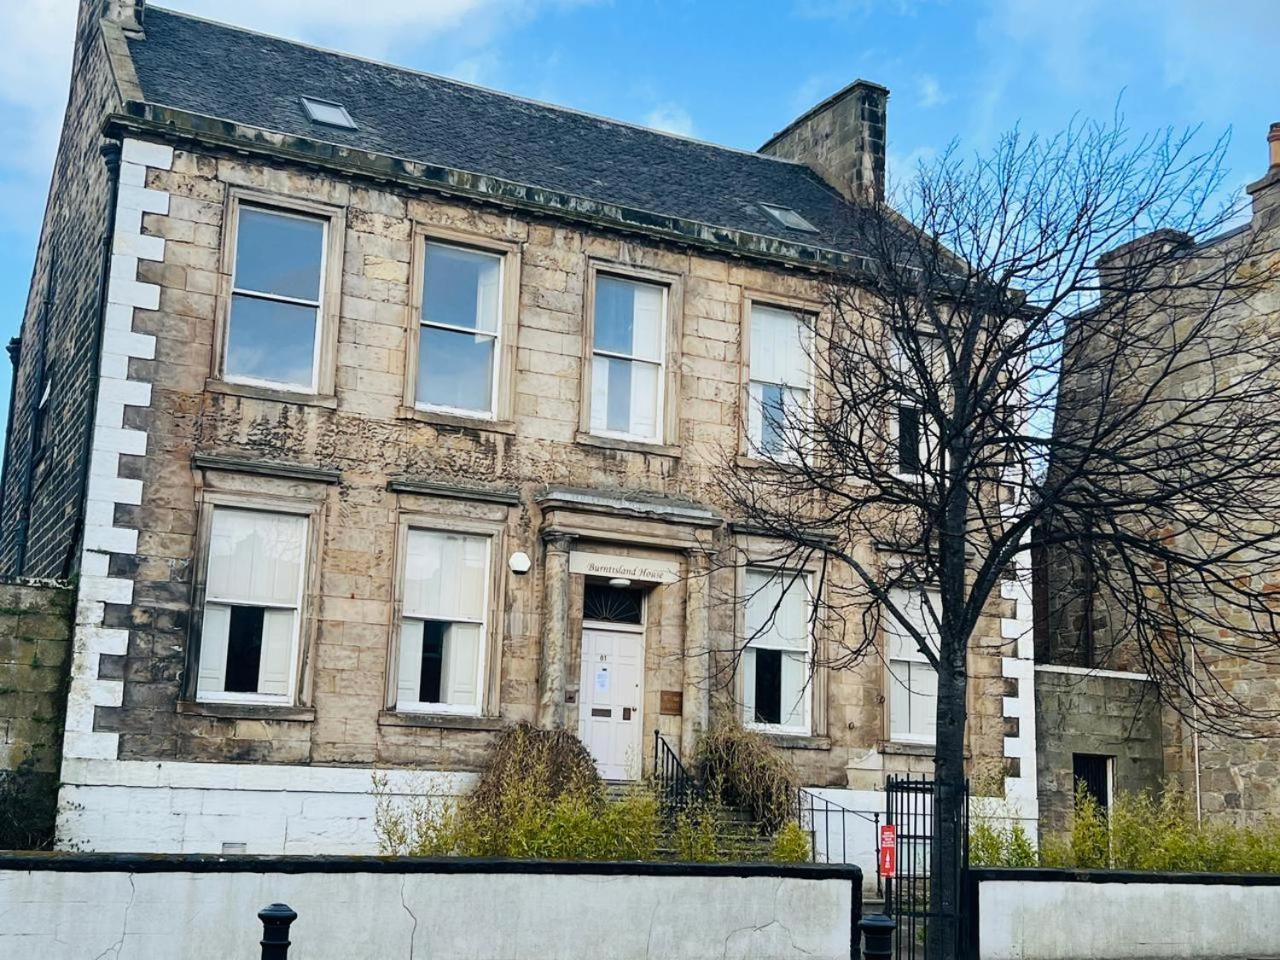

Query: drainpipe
[1190,650,1203,823]
[61,139,123,578]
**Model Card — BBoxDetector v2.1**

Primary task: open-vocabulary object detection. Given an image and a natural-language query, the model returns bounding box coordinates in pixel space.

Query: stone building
[1037,125,1280,832]
[0,1,1038,854]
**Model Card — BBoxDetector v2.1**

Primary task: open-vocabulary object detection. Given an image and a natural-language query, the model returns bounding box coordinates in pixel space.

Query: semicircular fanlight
[583,582,643,625]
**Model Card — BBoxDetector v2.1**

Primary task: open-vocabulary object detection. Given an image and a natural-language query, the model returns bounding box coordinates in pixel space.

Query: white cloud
[917,74,949,108]
[165,0,592,60]
[643,104,696,137]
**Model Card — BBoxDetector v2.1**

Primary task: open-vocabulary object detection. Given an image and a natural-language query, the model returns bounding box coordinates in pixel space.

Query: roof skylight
[760,203,819,233]
[301,97,356,129]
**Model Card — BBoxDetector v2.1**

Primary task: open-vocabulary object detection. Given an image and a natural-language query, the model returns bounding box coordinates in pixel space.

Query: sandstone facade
[0,2,1039,852]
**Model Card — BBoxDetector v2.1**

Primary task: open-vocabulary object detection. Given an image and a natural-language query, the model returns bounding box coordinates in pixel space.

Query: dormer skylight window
[301,97,356,129]
[760,203,819,233]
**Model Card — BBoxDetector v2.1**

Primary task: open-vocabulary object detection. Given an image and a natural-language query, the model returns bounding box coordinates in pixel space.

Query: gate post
[258,903,297,959]
[858,913,897,960]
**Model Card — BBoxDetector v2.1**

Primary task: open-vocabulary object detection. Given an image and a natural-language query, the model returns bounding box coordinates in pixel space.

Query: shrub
[671,800,723,862]
[695,721,799,831]
[374,724,659,860]
[469,721,603,817]
[770,820,814,863]
[973,781,1280,873]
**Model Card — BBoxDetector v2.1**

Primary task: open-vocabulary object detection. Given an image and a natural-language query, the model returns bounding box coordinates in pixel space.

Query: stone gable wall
[0,8,122,579]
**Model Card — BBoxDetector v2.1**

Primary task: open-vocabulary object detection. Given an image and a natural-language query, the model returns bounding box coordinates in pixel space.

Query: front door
[577,624,644,780]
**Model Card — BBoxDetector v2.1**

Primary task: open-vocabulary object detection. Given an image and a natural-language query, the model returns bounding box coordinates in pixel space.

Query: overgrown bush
[375,723,659,860]
[973,782,1280,873]
[695,721,799,831]
[0,758,57,851]
[375,721,812,863]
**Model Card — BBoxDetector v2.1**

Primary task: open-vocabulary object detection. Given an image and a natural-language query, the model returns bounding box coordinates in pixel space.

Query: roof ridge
[145,5,810,169]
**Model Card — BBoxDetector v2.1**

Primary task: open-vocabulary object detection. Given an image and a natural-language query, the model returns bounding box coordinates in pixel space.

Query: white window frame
[393,526,494,717]
[886,586,940,745]
[216,189,345,399]
[415,240,504,420]
[743,297,815,463]
[224,205,328,394]
[589,273,668,444]
[194,503,311,707]
[741,566,814,737]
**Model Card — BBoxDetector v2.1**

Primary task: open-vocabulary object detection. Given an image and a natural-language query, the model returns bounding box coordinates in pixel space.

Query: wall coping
[0,575,72,590]
[0,852,863,882]
[972,866,1280,887]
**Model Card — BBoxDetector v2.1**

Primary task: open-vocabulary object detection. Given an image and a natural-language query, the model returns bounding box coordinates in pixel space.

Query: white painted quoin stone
[62,137,171,766]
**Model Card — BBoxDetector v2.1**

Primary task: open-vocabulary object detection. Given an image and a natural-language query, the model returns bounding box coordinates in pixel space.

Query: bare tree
[717,118,1280,958]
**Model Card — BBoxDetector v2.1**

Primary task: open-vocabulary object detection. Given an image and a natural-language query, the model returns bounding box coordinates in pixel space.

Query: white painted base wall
[0,862,858,960]
[978,875,1280,960]
[58,758,473,854]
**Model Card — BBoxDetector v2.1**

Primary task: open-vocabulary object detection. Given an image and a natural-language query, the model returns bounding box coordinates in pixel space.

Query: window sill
[398,406,516,435]
[879,740,938,757]
[575,432,681,459]
[206,378,337,409]
[762,732,832,751]
[735,453,803,472]
[178,700,316,722]
[378,710,506,732]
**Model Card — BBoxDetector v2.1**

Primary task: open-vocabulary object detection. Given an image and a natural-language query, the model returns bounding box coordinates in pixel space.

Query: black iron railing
[652,729,705,812]
[793,785,883,896]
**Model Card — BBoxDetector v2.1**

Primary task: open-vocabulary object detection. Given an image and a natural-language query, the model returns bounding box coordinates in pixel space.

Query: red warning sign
[879,824,897,878]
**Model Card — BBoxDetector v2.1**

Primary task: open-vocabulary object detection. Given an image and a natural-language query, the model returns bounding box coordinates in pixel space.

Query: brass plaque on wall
[660,690,683,716]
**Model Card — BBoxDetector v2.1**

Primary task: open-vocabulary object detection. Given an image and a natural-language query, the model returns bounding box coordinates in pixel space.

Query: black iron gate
[884,775,970,960]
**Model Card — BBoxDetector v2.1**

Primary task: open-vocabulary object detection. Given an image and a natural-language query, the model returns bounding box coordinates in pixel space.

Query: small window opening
[301,97,356,129]
[1072,753,1113,815]
[760,203,819,233]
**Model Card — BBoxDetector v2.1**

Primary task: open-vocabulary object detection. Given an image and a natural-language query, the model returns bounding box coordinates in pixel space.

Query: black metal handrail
[794,785,883,897]
[652,729,705,812]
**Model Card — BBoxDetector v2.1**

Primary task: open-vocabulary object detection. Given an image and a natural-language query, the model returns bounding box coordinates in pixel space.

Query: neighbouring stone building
[0,0,1038,855]
[1038,125,1280,831]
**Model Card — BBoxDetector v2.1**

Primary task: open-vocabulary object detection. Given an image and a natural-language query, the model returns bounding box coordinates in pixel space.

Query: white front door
[577,624,644,780]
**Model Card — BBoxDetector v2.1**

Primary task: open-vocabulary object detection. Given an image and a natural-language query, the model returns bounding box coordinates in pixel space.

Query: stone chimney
[1246,122,1280,221]
[759,80,889,203]
[102,0,145,35]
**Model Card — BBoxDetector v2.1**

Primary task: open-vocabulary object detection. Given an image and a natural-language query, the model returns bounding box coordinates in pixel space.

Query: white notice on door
[595,668,610,694]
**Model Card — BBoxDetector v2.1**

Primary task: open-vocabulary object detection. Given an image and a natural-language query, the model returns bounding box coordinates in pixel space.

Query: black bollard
[858,912,896,960]
[258,903,298,960]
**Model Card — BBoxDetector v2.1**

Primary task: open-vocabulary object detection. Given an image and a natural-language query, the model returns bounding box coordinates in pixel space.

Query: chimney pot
[102,0,145,35]
[1268,122,1280,170]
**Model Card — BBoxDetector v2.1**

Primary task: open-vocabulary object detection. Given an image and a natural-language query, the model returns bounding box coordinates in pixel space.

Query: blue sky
[0,0,1277,447]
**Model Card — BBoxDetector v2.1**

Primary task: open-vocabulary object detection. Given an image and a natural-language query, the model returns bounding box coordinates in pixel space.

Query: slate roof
[124,7,867,260]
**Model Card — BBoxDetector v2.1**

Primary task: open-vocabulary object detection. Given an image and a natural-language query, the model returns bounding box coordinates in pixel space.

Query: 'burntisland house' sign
[568,551,681,584]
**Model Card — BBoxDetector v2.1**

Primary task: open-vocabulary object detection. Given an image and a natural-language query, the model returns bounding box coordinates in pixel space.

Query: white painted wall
[978,876,1280,960]
[0,864,857,960]
[58,758,474,854]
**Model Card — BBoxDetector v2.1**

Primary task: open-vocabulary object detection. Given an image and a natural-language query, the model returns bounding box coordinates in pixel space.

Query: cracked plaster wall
[0,866,855,960]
